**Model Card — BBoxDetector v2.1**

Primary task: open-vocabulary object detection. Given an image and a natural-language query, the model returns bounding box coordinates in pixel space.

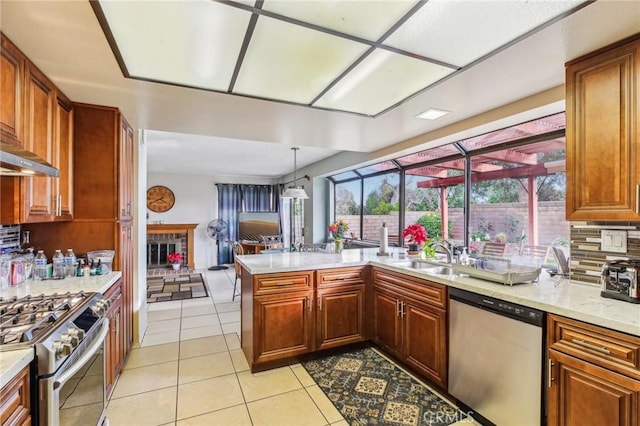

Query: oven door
[39,319,109,426]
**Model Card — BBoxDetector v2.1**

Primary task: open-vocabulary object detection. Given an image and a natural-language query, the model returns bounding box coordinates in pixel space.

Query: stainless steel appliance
[600,260,640,303]
[0,291,110,425]
[448,288,545,426]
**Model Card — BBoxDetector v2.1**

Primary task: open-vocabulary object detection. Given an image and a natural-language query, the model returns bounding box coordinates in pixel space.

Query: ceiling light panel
[262,0,420,41]
[233,15,369,104]
[99,0,249,90]
[384,0,585,67]
[314,49,454,116]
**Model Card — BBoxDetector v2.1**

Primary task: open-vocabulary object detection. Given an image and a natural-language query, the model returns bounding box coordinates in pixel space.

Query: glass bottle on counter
[76,259,84,277]
[52,250,65,278]
[34,250,47,280]
[64,249,76,278]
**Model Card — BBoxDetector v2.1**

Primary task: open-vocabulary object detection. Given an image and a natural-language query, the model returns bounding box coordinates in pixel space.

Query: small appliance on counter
[600,260,640,303]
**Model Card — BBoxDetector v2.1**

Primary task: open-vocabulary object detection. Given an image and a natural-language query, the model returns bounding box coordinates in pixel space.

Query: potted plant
[402,224,428,254]
[167,252,183,271]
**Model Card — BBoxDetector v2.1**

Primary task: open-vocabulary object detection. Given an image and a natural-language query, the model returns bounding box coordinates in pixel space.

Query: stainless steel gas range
[0,291,110,426]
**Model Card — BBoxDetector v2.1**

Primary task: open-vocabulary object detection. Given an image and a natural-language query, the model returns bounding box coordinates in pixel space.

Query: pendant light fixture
[282,147,308,199]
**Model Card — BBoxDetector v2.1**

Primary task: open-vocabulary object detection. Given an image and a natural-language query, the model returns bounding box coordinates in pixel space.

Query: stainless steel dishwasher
[448,288,545,426]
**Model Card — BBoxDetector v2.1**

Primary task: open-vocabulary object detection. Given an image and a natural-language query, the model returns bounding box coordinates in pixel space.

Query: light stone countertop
[0,348,34,389]
[0,271,122,300]
[237,248,640,337]
[0,272,122,390]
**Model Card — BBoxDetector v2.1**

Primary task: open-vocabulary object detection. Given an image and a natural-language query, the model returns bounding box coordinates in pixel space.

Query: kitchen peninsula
[237,248,640,423]
[237,248,639,338]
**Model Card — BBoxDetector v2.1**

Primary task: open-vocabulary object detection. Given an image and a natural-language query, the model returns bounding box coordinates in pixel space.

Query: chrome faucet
[427,241,453,263]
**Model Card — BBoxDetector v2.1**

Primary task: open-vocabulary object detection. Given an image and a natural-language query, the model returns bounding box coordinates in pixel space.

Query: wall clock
[147,185,175,213]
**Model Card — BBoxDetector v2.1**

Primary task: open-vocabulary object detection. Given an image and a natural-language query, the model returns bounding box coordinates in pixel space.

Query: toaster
[600,260,640,303]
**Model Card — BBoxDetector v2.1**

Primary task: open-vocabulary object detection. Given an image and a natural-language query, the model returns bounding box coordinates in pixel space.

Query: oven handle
[54,318,109,389]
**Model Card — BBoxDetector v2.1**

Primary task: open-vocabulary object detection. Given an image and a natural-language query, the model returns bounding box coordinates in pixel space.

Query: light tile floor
[106,268,348,426]
[107,268,476,426]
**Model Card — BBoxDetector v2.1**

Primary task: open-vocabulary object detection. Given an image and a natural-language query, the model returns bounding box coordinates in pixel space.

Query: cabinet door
[53,90,73,220]
[0,35,24,146]
[403,301,447,389]
[22,61,55,223]
[548,349,640,426]
[316,284,365,350]
[566,36,640,220]
[118,115,133,221]
[119,222,133,355]
[254,291,314,365]
[372,286,402,359]
[105,296,122,399]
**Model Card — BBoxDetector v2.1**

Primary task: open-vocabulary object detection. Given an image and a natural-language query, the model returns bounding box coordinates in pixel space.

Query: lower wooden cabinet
[254,290,314,365]
[316,284,365,350]
[548,349,640,426]
[104,279,123,398]
[0,364,30,426]
[372,268,448,389]
[547,314,640,426]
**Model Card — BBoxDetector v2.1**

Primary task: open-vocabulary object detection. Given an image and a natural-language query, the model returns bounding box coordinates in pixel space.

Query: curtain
[216,184,281,264]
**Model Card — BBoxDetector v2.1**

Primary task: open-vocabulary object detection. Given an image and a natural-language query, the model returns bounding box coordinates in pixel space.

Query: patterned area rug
[302,347,466,426]
[147,273,208,303]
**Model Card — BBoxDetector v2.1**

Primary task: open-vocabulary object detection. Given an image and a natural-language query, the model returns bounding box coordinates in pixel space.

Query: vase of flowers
[402,224,428,254]
[328,219,349,254]
[167,252,183,271]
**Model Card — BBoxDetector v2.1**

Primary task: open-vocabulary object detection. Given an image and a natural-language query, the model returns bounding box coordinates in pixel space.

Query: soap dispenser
[459,248,469,265]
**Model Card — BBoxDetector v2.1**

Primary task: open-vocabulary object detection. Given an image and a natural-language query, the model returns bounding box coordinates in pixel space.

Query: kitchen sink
[393,260,459,276]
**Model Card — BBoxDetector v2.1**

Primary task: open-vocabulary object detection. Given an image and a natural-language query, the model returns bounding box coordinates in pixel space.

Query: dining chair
[231,241,245,301]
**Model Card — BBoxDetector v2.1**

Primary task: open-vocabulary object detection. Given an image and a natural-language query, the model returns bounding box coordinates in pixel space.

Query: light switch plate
[601,230,627,253]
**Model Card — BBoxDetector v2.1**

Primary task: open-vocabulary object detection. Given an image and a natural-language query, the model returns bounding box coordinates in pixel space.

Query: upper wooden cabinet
[566,34,640,220]
[0,34,24,147]
[0,33,73,224]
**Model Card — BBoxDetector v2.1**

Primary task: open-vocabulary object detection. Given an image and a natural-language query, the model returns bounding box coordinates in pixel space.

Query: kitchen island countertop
[237,248,640,337]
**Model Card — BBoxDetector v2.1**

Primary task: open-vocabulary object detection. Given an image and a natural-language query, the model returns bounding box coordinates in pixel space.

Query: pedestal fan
[206,219,229,270]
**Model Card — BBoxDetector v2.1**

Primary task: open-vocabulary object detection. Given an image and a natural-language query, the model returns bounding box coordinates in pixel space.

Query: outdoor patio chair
[520,245,552,264]
[231,241,245,301]
[481,242,507,257]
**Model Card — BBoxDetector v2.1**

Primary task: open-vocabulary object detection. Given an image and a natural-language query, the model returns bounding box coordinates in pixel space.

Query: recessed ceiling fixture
[282,147,309,199]
[416,108,451,120]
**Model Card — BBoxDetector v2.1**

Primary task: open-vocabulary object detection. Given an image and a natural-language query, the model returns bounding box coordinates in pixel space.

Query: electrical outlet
[601,230,627,253]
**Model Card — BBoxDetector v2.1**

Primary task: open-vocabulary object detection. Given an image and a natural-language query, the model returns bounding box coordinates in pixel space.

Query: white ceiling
[1,1,639,180]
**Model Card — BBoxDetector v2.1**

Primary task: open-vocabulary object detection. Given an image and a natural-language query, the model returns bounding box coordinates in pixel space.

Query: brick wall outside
[338,201,569,246]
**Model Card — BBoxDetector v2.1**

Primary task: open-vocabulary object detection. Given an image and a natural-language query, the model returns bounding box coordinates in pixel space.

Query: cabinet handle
[396,299,401,317]
[401,301,406,318]
[116,312,120,334]
[307,296,312,312]
[571,338,611,354]
[548,358,554,388]
[636,184,639,214]
[58,195,62,216]
[318,297,322,311]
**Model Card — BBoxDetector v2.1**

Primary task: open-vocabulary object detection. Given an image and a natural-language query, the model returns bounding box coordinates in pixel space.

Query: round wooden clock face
[147,185,175,213]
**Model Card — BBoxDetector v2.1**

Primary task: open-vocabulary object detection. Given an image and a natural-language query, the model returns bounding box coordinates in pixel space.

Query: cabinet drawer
[254,271,313,295]
[548,314,640,380]
[372,268,447,309]
[317,267,365,288]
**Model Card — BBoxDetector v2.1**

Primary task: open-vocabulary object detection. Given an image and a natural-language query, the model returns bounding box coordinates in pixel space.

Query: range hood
[0,144,59,177]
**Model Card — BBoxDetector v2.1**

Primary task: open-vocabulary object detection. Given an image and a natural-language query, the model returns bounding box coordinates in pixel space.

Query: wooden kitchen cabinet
[0,363,31,426]
[316,267,366,350]
[566,33,640,220]
[372,268,448,389]
[24,103,135,355]
[104,279,123,399]
[254,290,315,365]
[547,314,640,425]
[0,34,24,147]
[0,33,74,224]
[246,270,314,371]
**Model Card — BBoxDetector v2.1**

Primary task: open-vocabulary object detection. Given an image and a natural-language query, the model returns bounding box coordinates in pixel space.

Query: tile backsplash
[570,221,640,284]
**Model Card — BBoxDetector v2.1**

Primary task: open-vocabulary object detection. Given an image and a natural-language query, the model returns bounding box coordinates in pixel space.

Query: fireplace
[147,239,183,268]
[146,223,197,269]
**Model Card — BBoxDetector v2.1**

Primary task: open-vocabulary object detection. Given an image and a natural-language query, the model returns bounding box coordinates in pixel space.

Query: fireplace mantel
[147,223,198,269]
